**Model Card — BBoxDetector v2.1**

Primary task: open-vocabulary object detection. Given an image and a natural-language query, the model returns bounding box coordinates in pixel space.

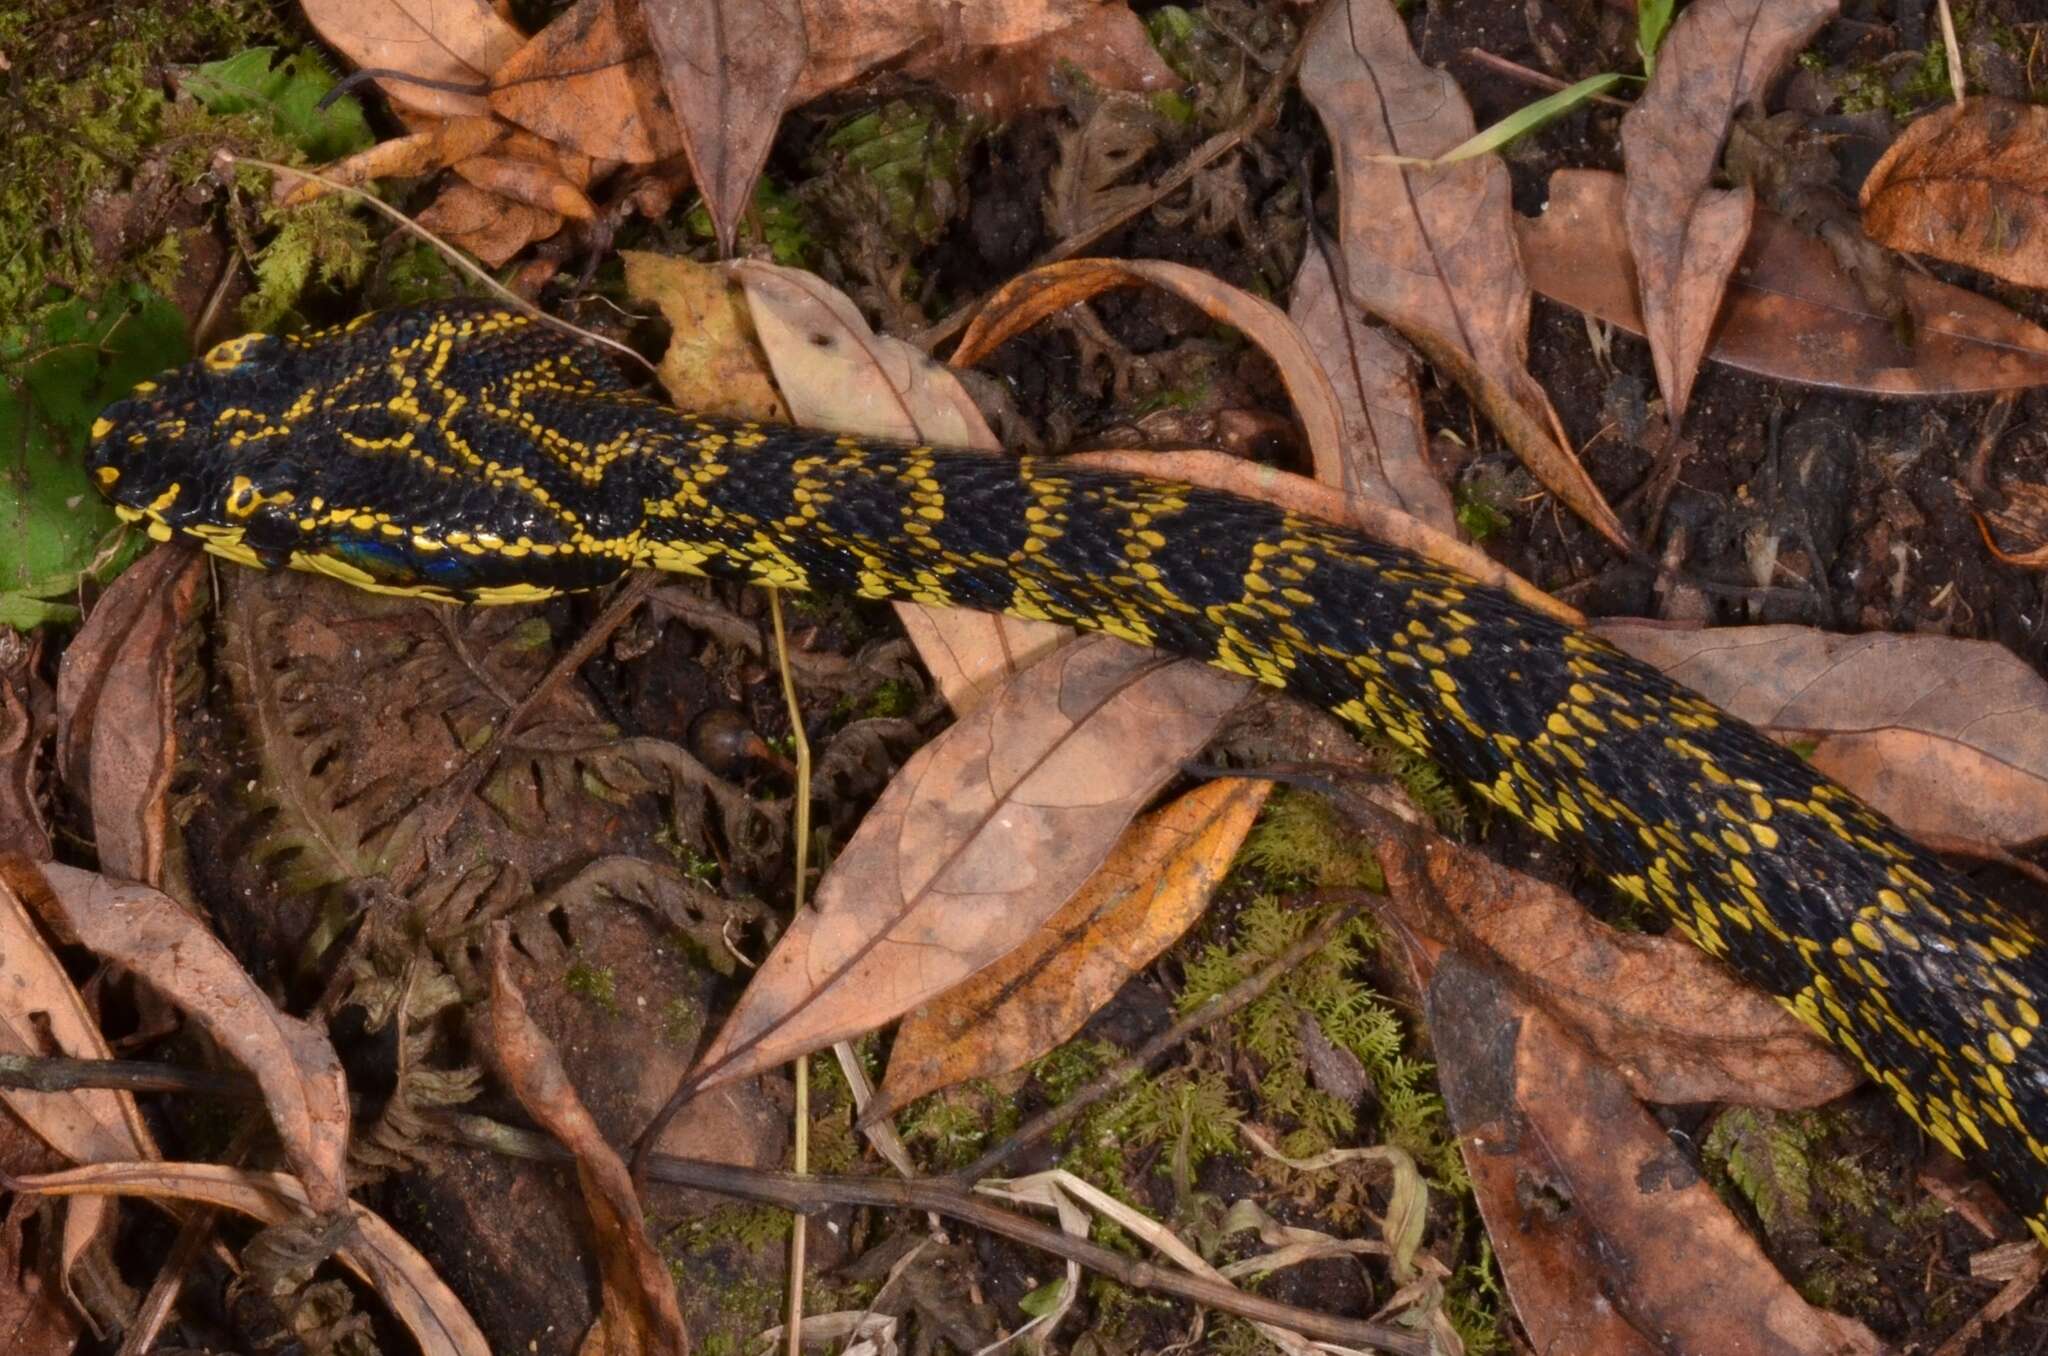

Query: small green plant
[1238,790,1383,890]
[1637,0,1678,76]
[1455,483,1512,542]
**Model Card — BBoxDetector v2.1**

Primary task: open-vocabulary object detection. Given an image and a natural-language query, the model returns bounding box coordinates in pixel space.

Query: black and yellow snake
[87,299,2048,1238]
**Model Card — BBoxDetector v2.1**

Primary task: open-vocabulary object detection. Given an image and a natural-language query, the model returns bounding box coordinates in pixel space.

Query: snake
[86,298,2048,1239]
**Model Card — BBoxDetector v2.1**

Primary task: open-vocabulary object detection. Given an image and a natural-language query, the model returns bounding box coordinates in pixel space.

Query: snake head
[87,328,302,550]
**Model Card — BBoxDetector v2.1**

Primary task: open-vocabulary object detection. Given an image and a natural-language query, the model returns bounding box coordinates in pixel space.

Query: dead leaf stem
[950,889,1373,1185]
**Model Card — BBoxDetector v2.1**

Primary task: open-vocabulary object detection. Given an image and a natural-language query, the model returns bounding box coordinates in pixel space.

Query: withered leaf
[299,0,523,119]
[53,547,204,887]
[623,251,788,423]
[452,152,596,220]
[1287,245,1451,534]
[1861,97,2048,292]
[952,257,1349,481]
[414,180,561,268]
[25,863,350,1215]
[1299,0,1623,548]
[487,926,687,1356]
[901,2,1174,121]
[1598,621,2048,851]
[9,1163,489,1356]
[279,116,508,206]
[1522,169,2048,396]
[1368,825,1854,1109]
[489,0,688,164]
[1618,0,1838,424]
[870,778,1271,1120]
[737,260,1069,712]
[685,636,1247,1094]
[641,0,806,256]
[1421,946,1883,1356]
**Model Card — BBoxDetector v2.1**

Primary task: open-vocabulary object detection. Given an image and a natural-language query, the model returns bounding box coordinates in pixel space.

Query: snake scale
[86,299,2048,1238]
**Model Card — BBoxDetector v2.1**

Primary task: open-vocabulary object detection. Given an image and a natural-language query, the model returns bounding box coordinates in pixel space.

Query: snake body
[88,300,2048,1235]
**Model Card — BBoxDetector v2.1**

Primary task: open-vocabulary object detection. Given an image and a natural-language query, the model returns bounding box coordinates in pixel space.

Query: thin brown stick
[910,28,1308,355]
[1456,47,1634,109]
[434,1112,1429,1354]
[951,890,1372,1184]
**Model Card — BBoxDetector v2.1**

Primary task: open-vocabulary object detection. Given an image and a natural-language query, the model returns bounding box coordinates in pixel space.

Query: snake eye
[203,332,272,373]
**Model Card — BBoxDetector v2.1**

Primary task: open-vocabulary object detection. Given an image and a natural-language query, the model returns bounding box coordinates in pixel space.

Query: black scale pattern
[87,300,2048,1234]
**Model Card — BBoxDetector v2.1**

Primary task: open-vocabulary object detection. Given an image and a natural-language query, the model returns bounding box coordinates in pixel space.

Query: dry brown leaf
[300,0,523,119]
[953,258,1348,476]
[279,116,509,206]
[1861,98,2048,292]
[642,0,806,255]
[1420,945,1883,1356]
[901,2,1176,121]
[685,636,1247,1094]
[736,259,1070,711]
[452,153,596,220]
[7,1162,490,1356]
[53,547,205,887]
[1299,0,1623,549]
[21,863,350,1215]
[1287,245,1451,534]
[623,251,788,422]
[489,0,688,163]
[1362,824,1854,1109]
[869,777,1271,1119]
[0,636,54,862]
[1522,169,2048,396]
[0,856,158,1301]
[1598,621,2048,851]
[1979,482,2048,566]
[415,180,562,267]
[486,926,687,1356]
[1618,0,1838,424]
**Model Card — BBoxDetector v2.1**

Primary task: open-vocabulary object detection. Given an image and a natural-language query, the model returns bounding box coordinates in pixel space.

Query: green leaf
[1637,0,1678,76]
[1017,1278,1069,1318]
[0,284,189,629]
[184,46,373,162]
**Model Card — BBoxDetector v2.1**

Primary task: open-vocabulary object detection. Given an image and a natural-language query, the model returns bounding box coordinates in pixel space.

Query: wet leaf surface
[1862,98,2048,293]
[1618,0,1838,423]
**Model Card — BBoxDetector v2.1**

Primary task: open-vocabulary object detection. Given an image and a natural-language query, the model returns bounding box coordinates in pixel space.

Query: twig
[1456,48,1633,110]
[950,890,1373,1184]
[909,26,1309,355]
[434,1112,1430,1355]
[769,589,814,1356]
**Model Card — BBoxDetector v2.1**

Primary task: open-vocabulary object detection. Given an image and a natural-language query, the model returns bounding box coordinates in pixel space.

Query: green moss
[563,959,619,1014]
[1238,789,1383,891]
[900,1081,1020,1171]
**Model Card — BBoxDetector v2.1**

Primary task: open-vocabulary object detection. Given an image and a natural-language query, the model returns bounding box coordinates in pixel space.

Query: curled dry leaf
[1522,170,2048,397]
[23,863,350,1215]
[1861,98,2048,293]
[452,153,596,221]
[1287,245,1452,535]
[623,251,788,423]
[53,548,205,887]
[299,0,523,119]
[1598,621,2048,851]
[686,636,1247,1094]
[1299,0,1623,549]
[951,257,1348,478]
[1419,944,1885,1356]
[1360,821,1854,1109]
[278,116,508,206]
[0,856,158,1294]
[735,259,1070,711]
[486,926,687,1356]
[902,2,1174,121]
[1618,0,1838,424]
[870,777,1272,1120]
[8,1163,489,1356]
